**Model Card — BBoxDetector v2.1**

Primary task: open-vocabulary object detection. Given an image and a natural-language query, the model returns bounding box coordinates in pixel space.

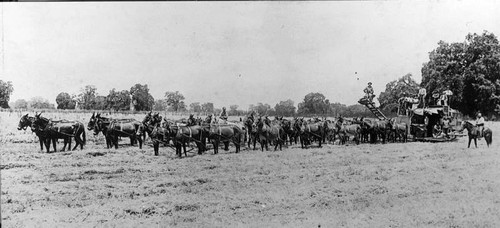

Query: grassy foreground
[1,113,500,227]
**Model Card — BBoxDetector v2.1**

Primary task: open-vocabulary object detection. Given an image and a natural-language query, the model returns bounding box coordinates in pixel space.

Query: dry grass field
[1,111,500,227]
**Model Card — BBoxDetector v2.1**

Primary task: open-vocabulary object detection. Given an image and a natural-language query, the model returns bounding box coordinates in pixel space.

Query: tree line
[2,31,500,118]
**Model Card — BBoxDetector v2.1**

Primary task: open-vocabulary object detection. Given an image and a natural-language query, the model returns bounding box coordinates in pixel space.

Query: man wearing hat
[441,116,451,138]
[364,82,375,102]
[219,107,228,121]
[475,112,485,138]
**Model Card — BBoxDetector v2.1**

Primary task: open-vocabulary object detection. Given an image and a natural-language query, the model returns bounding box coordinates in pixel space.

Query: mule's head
[87,112,97,130]
[18,113,31,130]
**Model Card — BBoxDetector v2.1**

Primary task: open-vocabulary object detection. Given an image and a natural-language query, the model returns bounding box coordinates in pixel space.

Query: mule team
[17,111,417,157]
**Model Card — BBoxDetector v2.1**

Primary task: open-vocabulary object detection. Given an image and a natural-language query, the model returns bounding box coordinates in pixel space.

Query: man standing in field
[364,82,375,103]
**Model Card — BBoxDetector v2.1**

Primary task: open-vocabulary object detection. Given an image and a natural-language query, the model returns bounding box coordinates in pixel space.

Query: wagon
[409,105,463,142]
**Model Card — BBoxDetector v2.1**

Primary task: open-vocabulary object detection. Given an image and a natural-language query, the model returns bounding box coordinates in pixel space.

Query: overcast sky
[2,1,500,109]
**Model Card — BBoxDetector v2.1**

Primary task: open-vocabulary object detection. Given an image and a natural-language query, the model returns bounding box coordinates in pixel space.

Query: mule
[208,124,243,154]
[162,121,208,158]
[107,120,144,149]
[298,118,323,148]
[34,113,86,152]
[390,118,408,143]
[88,113,136,149]
[18,113,50,151]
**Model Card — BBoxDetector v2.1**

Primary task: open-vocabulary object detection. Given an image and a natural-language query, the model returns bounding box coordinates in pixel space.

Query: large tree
[421,31,500,116]
[106,89,131,111]
[153,99,168,111]
[201,102,214,114]
[0,80,14,108]
[251,102,273,115]
[56,92,76,109]
[228,105,239,116]
[13,99,28,109]
[189,102,202,113]
[130,84,154,111]
[378,73,420,111]
[274,99,296,116]
[297,92,330,115]
[165,91,185,112]
[77,85,97,110]
[29,97,54,109]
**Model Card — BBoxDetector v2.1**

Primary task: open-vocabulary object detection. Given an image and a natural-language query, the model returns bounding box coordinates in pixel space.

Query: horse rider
[219,107,228,121]
[364,82,375,103]
[205,114,213,124]
[187,114,196,126]
[476,112,485,139]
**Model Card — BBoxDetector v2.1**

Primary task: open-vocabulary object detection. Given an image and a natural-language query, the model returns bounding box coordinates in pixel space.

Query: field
[1,111,500,227]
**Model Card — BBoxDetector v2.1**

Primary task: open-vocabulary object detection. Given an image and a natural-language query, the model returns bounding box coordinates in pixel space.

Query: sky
[1,1,500,109]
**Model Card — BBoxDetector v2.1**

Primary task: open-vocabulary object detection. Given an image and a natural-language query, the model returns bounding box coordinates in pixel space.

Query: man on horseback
[187,114,196,126]
[205,114,213,124]
[364,82,375,103]
[220,107,228,121]
[476,112,485,139]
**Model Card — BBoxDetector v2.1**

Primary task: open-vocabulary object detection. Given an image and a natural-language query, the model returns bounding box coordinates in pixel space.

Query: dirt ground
[1,112,500,227]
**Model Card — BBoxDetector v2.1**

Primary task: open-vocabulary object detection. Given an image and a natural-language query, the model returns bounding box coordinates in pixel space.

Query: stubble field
[1,111,500,227]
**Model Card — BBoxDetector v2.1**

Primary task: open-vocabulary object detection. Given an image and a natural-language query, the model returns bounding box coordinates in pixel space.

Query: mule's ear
[91,112,95,118]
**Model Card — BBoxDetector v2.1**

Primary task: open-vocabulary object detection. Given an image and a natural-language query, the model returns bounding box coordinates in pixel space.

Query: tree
[13,99,28,109]
[421,31,500,117]
[56,92,76,109]
[94,96,107,110]
[130,84,154,111]
[297,92,330,115]
[153,99,168,111]
[329,102,348,116]
[274,99,296,116]
[189,102,202,113]
[251,103,272,115]
[0,80,14,108]
[164,91,185,112]
[201,102,214,114]
[29,97,54,109]
[378,73,420,111]
[106,89,131,111]
[77,85,97,110]
[228,105,239,116]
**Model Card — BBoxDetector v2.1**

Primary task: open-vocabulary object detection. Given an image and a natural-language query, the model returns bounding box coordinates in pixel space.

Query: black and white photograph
[1,0,500,227]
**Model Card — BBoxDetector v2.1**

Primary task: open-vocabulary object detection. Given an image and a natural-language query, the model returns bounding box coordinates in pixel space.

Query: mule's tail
[82,128,87,145]
[485,130,492,147]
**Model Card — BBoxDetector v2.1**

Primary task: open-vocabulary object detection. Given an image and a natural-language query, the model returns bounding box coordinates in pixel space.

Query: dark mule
[461,121,493,148]
[209,124,243,154]
[18,113,49,151]
[88,113,136,149]
[34,113,86,152]
[244,117,258,150]
[107,120,144,149]
[162,121,208,158]
[299,118,323,148]
[370,119,392,144]
[143,114,169,156]
[268,119,287,151]
[335,121,361,145]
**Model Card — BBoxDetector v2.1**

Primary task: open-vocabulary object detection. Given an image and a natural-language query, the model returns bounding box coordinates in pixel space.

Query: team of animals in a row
[16,111,487,157]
